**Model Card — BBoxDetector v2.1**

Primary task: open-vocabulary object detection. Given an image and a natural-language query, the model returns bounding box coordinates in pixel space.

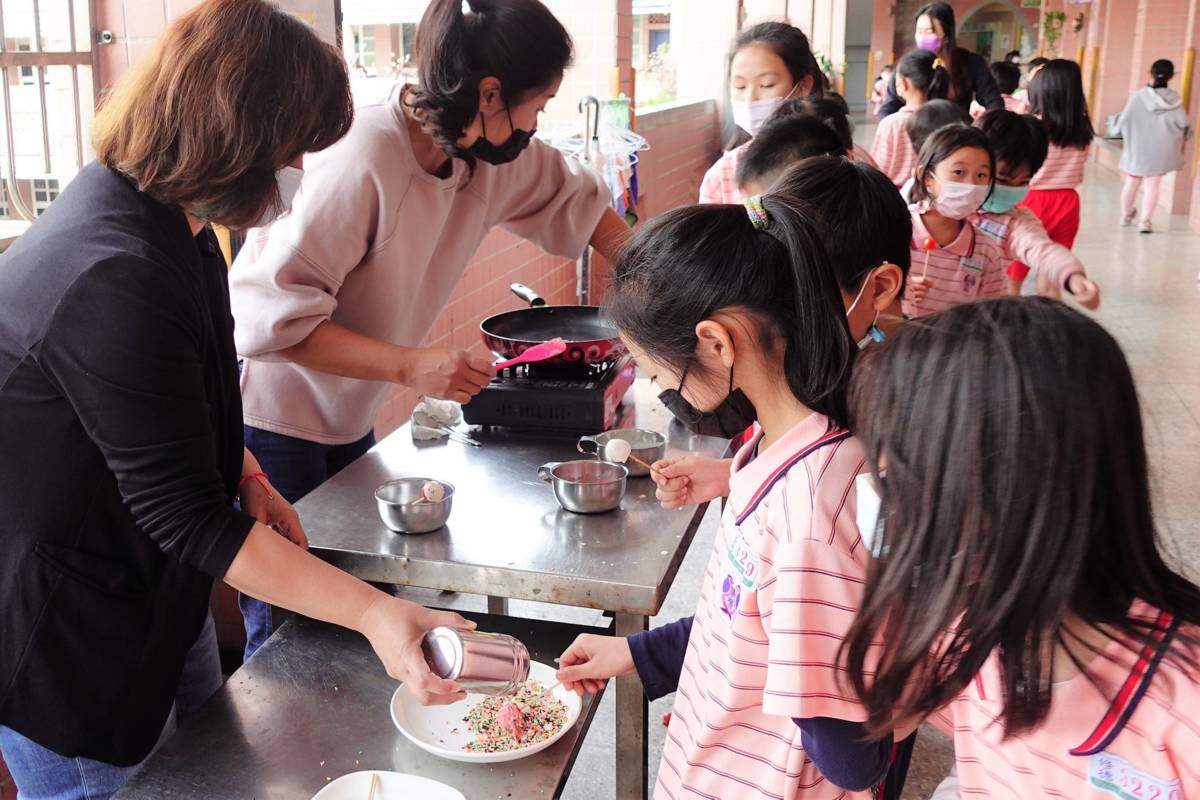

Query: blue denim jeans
[238,425,375,661]
[0,613,221,800]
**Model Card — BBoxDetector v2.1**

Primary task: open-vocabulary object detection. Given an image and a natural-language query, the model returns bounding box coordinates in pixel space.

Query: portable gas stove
[463,355,636,433]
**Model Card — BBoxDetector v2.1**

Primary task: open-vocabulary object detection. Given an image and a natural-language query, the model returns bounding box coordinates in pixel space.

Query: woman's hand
[555,634,636,696]
[650,456,733,510]
[396,347,496,404]
[358,594,478,705]
[239,474,308,549]
[1067,273,1101,310]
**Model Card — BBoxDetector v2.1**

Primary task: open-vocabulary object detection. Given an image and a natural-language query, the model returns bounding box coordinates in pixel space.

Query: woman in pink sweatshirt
[228,0,628,657]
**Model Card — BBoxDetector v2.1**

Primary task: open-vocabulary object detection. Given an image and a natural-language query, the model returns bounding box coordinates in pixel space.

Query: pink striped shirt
[902,208,1009,318]
[1030,143,1090,190]
[655,414,879,800]
[975,206,1085,290]
[699,144,748,204]
[699,143,879,203]
[931,607,1200,800]
[870,105,918,187]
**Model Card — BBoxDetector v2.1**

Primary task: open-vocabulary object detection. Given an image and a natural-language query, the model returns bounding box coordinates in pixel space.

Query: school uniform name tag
[1088,752,1182,800]
[977,217,1009,240]
[959,253,985,272]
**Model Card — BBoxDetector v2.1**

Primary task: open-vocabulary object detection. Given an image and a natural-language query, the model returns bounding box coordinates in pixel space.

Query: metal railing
[0,0,98,222]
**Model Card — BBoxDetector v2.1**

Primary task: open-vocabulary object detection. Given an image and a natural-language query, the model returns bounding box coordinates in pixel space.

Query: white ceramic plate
[311,771,464,800]
[389,661,581,764]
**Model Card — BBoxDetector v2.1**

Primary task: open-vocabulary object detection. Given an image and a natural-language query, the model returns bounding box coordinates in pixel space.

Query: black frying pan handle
[510,283,546,307]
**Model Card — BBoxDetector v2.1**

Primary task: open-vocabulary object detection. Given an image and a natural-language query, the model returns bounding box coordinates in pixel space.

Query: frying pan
[480,284,626,369]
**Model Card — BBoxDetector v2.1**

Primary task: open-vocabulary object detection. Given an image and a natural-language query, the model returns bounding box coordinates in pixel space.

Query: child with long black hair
[555,188,915,799]
[843,297,1200,799]
[700,22,827,203]
[1008,59,1094,296]
[654,157,912,513]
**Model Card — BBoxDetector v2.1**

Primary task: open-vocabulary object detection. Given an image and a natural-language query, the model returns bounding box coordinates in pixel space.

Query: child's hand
[1067,273,1101,310]
[907,274,930,305]
[556,634,636,695]
[651,456,732,509]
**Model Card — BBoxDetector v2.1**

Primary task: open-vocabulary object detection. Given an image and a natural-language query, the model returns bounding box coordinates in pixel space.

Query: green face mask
[982,183,1030,214]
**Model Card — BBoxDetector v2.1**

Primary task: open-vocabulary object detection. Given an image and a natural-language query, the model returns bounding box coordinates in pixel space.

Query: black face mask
[658,365,757,439]
[468,107,534,165]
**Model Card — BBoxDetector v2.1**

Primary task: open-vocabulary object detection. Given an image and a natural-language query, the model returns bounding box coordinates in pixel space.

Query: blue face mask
[982,183,1030,214]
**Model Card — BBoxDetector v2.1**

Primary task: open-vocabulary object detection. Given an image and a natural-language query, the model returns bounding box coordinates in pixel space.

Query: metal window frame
[0,0,99,223]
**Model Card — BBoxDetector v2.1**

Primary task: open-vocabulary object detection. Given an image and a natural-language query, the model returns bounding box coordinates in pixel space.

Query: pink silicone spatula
[495,337,568,370]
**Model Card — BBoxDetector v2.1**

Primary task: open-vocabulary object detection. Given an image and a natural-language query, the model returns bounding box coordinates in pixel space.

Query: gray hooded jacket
[1116,86,1192,176]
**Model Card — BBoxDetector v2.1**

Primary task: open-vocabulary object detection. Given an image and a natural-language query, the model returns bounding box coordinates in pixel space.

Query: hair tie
[743,195,769,230]
[932,57,944,69]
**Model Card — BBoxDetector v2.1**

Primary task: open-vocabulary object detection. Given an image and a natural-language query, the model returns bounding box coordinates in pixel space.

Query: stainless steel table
[299,380,730,800]
[115,612,608,799]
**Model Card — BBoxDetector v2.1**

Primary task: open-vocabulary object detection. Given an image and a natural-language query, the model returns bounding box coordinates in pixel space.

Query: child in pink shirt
[974,110,1101,308]
[903,124,1098,318]
[700,22,828,204]
[556,190,913,799]
[871,49,947,187]
[843,297,1200,800]
[1008,60,1094,297]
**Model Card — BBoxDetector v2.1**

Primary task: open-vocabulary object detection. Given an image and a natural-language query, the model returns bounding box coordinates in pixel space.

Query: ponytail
[897,48,949,101]
[1150,58,1175,89]
[409,0,572,177]
[608,198,854,427]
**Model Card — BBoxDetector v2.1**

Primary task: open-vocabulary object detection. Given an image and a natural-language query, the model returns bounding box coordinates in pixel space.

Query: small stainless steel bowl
[538,460,627,514]
[577,429,666,478]
[375,478,454,534]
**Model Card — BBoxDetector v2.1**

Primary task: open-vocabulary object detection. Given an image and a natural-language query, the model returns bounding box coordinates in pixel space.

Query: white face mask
[855,473,884,556]
[731,97,783,136]
[252,165,304,228]
[930,178,990,220]
[730,84,800,137]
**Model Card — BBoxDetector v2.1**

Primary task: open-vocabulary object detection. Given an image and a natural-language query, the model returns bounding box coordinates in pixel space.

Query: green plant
[815,52,838,80]
[1043,10,1067,56]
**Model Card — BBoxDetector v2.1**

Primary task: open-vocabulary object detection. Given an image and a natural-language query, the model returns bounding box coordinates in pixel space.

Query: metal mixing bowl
[577,429,667,478]
[375,478,454,534]
[538,460,628,514]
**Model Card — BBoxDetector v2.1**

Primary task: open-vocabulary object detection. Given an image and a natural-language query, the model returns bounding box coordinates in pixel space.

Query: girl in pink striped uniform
[1007,59,1094,298]
[974,110,1100,310]
[699,22,827,204]
[843,298,1200,800]
[903,124,1098,318]
[556,191,915,799]
[871,48,948,187]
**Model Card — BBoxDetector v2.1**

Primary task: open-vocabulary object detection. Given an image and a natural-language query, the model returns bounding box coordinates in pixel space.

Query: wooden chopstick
[627,453,660,474]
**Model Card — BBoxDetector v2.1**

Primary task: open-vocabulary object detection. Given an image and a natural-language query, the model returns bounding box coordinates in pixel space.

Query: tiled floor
[401,158,1200,799]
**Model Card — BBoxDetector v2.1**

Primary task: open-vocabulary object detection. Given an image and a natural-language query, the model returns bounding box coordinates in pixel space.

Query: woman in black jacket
[878,2,1003,118]
[0,2,472,796]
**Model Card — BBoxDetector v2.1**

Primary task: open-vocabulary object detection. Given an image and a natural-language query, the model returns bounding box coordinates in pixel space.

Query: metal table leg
[614,613,649,800]
[487,595,509,616]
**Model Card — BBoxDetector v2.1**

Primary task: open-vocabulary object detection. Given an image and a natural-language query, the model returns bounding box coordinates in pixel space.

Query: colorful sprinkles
[463,681,567,753]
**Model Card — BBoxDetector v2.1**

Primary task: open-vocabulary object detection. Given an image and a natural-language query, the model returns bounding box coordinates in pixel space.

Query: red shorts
[1007,188,1081,281]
